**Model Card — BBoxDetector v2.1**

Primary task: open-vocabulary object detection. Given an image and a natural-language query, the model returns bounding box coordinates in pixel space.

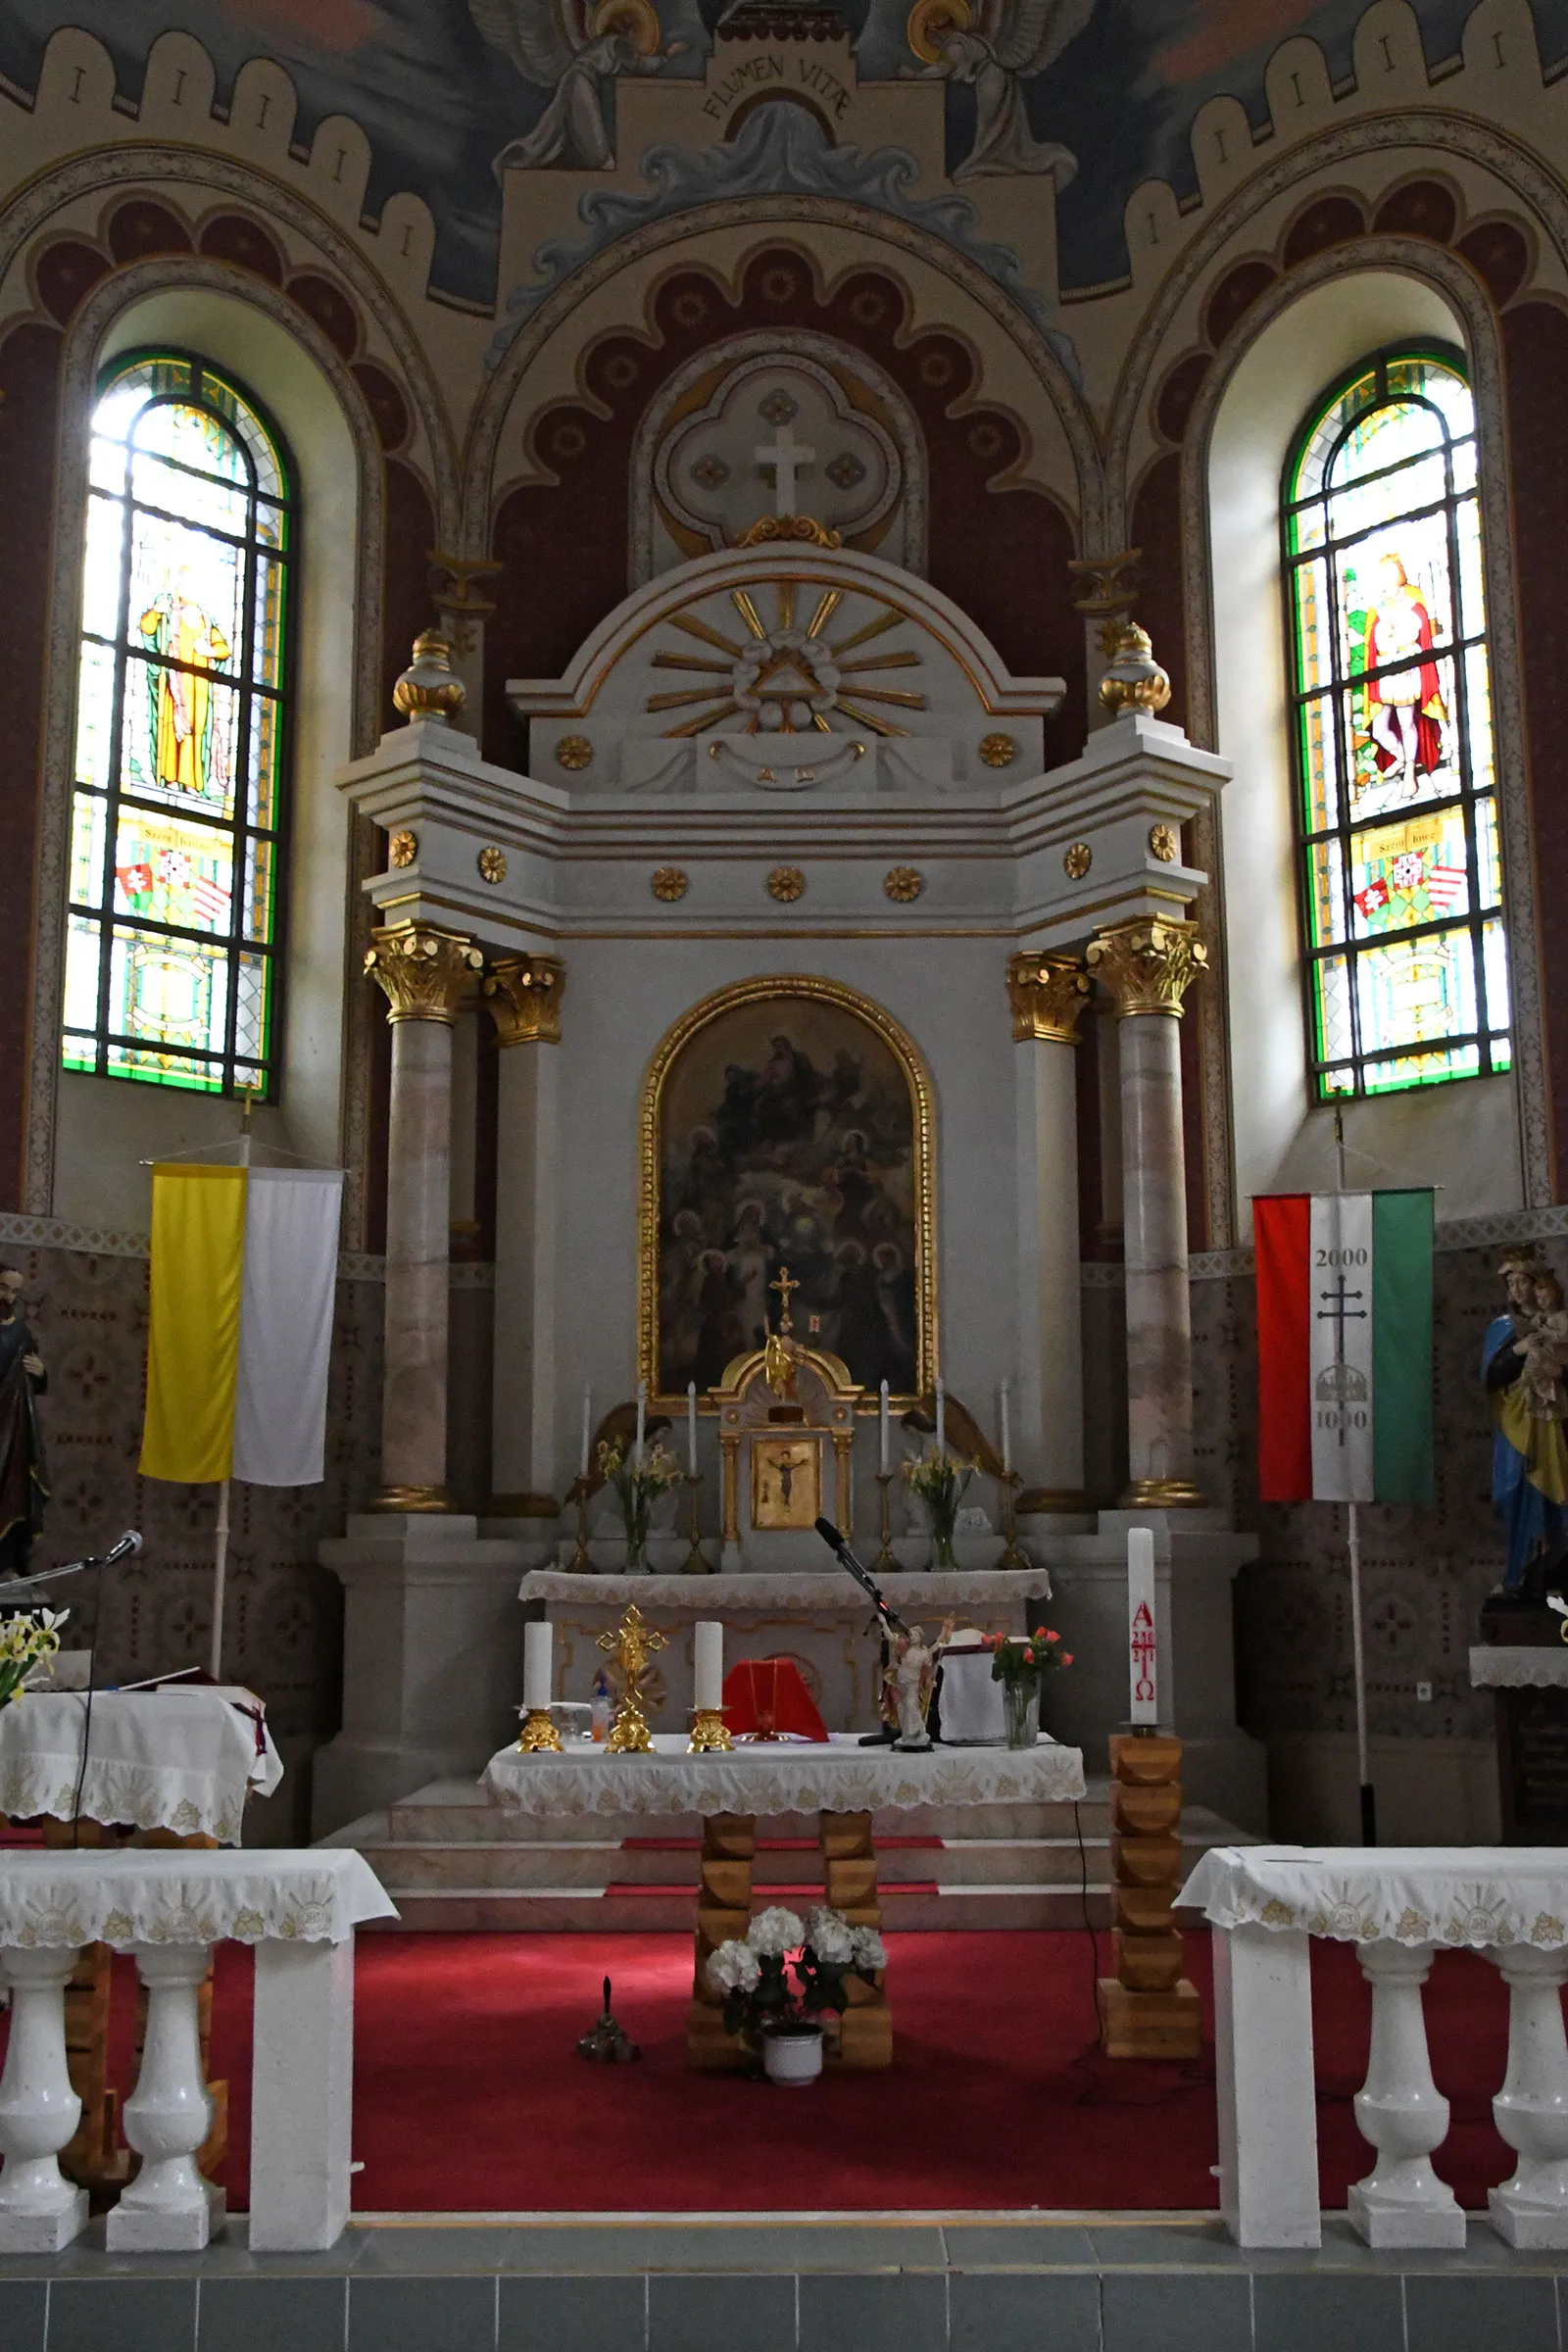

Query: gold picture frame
[638,973,937,1410]
[751,1434,824,1530]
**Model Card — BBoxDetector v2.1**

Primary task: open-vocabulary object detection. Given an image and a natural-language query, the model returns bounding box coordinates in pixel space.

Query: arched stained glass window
[63,352,293,1096]
[1283,345,1505,1098]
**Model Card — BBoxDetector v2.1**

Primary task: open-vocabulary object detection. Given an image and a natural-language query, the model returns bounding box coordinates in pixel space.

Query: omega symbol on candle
[1130,1601,1157,1707]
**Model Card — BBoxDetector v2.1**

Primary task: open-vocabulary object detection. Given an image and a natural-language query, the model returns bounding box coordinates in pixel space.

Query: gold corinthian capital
[1087,916,1207,1018]
[365,922,484,1024]
[1005,951,1092,1044]
[484,953,566,1046]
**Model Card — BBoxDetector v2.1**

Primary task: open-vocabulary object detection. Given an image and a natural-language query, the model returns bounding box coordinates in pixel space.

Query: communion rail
[1180,1845,1568,2251]
[0,1848,395,2253]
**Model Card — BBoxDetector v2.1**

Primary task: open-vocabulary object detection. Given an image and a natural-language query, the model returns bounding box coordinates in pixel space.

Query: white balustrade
[107,1943,223,2251]
[1347,1939,1465,2247]
[0,1948,89,2252]
[1489,1943,1568,2248]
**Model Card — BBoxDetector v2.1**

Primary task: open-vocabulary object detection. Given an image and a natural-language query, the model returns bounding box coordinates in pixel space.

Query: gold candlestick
[874,1470,897,1574]
[999,1471,1028,1572]
[517,1705,563,1751]
[570,1484,591,1573]
[680,1472,708,1574]
[597,1602,668,1754]
[688,1706,732,1753]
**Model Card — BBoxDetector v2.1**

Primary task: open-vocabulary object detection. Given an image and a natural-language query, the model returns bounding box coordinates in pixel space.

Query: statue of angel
[905,0,1096,187]
[472,0,688,176]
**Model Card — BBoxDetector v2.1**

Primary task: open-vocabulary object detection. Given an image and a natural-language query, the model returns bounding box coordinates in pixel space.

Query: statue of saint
[0,1265,47,1579]
[1482,1248,1568,1599]
[891,1625,936,1750]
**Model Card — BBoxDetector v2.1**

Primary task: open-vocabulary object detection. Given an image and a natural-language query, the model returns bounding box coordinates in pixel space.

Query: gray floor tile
[1101,2269,1252,2352]
[198,2274,349,2352]
[1088,2221,1253,2268]
[944,2224,1101,2271]
[348,2273,500,2352]
[0,2279,47,2352]
[951,2269,1100,2352]
[648,2272,795,2352]
[1253,2271,1403,2352]
[798,2271,947,2352]
[500,2274,646,2352]
[1404,2272,1559,2352]
[353,2226,523,2274]
[612,2226,806,2273]
[791,2225,947,2273]
[46,2277,199,2352]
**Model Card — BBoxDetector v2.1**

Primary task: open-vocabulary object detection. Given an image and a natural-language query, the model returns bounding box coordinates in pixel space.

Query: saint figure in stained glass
[139,572,231,800]
[1361,552,1446,792]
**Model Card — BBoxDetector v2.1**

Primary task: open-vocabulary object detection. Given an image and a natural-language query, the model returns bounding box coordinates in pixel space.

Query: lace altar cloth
[518,1571,1042,1610]
[482,1730,1085,1819]
[0,1847,396,1950]
[1179,1844,1568,1950]
[0,1688,284,1845]
[1468,1644,1568,1689]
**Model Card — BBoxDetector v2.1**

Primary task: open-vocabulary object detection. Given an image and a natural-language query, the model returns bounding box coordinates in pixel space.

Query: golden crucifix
[769,1264,800,1334]
[597,1603,668,1754]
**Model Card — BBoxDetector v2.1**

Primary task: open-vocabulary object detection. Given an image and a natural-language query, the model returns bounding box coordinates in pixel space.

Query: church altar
[517,1568,1053,1736]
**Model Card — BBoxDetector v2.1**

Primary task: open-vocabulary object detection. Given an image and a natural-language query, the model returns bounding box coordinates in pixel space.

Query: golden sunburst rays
[648,583,927,739]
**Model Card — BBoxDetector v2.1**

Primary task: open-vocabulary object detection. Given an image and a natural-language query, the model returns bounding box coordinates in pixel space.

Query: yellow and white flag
[139,1164,343,1488]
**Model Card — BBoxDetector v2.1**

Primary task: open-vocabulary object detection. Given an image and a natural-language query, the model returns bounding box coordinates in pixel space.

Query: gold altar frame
[638,972,937,1409]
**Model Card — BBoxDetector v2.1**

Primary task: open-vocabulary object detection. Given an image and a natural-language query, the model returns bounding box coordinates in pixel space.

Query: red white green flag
[1254,1190,1434,1504]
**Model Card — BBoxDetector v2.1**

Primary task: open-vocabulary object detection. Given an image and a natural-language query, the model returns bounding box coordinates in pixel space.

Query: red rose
[1061,1653,1073,1666]
[1044,1630,1060,1643]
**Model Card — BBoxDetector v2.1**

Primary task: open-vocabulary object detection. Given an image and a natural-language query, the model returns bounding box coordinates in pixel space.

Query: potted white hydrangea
[707,1903,886,2084]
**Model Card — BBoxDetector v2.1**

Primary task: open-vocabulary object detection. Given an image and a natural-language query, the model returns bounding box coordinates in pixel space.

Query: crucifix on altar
[755,423,815,516]
[708,1263,862,1567]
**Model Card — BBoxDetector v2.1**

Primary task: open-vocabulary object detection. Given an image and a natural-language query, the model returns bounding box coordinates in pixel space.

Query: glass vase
[622,1495,651,1574]
[1004,1680,1039,1749]
[931,1528,957,1571]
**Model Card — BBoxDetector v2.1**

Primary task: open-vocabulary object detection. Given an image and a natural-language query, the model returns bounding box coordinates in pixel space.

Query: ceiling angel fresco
[2,0,1562,307]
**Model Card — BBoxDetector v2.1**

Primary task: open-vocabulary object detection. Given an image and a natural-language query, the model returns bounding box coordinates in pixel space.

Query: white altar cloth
[482,1730,1085,1819]
[0,1846,395,1949]
[519,1570,1047,1608]
[0,1688,284,1844]
[1469,1644,1568,1689]
[1179,1843,1568,1949]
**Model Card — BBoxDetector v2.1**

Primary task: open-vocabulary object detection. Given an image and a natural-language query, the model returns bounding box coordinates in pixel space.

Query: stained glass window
[63,353,292,1096]
[1283,346,1506,1098]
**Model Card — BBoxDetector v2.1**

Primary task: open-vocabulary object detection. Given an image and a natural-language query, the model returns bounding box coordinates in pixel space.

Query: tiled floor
[0,2213,1562,2352]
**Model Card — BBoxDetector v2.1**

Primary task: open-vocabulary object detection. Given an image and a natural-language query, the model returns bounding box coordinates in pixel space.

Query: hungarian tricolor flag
[1254,1190,1434,1504]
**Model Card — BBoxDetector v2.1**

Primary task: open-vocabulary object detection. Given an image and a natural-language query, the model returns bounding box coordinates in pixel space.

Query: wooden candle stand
[1098,1731,1201,2060]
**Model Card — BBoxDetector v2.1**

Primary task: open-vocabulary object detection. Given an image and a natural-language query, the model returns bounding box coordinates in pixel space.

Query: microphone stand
[813,1517,907,1746]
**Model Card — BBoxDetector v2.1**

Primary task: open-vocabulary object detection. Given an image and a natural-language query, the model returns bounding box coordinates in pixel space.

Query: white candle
[523,1618,553,1713]
[1000,1381,1011,1478]
[687,1380,699,1477]
[1128,1527,1157,1726]
[935,1377,945,1456]
[694,1620,724,1712]
[579,1387,592,1480]
[879,1379,890,1475]
[635,1380,647,1466]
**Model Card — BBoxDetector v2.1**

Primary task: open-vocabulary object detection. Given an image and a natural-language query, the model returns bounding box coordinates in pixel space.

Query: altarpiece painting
[640,979,933,1407]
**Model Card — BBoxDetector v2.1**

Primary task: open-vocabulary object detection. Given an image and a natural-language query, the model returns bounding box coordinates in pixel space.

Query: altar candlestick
[935,1377,946,1456]
[635,1381,647,1466]
[694,1620,724,1712]
[879,1379,890,1475]
[1000,1381,1011,1478]
[523,1619,553,1713]
[1128,1527,1157,1726]
[687,1381,699,1477]
[580,1387,592,1481]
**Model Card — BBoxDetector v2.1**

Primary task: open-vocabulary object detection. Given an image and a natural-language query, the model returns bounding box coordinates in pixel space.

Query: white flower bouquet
[706,1901,885,2046]
[0,1606,69,1713]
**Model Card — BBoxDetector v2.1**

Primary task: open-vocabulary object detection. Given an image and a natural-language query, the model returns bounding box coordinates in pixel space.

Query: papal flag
[1254,1189,1435,1505]
[139,1163,344,1487]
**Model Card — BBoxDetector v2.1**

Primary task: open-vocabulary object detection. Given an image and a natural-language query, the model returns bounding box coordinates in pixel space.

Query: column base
[0,2190,88,2254]
[1118,1478,1208,1508]
[363,1484,460,1513]
[1348,2180,1466,2249]
[1098,1976,1201,2059]
[106,2181,224,2252]
[1489,2182,1568,2248]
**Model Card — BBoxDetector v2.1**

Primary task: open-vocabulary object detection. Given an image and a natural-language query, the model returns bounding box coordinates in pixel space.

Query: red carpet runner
[18,1930,1519,2213]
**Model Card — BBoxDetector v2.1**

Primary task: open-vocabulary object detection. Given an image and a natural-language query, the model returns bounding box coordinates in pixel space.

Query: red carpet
[10,1930,1520,2213]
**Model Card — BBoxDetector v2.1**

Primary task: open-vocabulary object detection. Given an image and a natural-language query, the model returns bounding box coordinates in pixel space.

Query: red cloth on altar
[721,1657,828,1742]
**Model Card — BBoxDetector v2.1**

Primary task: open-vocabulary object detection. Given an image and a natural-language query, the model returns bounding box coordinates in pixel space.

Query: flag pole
[1336,1103,1376,1846]
[211,1090,256,1682]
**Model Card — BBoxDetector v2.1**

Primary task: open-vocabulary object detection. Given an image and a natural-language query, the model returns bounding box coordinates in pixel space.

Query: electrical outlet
[1416,1681,1433,1702]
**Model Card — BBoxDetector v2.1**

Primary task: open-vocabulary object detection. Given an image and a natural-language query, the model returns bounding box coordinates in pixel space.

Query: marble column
[483,954,565,1516]
[1005,952,1092,1506]
[364,920,484,1509]
[1086,916,1207,1506]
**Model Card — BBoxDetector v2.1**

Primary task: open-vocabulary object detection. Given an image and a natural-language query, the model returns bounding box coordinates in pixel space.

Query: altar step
[319,1778,1255,1933]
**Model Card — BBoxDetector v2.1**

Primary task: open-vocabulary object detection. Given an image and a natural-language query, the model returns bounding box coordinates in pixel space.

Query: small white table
[1469,1644,1568,1689]
[0,1847,395,2254]
[0,1687,283,1845]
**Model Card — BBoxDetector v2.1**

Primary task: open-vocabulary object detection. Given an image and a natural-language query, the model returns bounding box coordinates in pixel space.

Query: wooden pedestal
[685,1807,892,2071]
[1099,1733,1201,2062]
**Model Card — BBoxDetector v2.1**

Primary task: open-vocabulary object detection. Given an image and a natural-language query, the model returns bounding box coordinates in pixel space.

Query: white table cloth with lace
[0,1688,283,1845]
[0,1847,395,1949]
[1178,1844,1568,1949]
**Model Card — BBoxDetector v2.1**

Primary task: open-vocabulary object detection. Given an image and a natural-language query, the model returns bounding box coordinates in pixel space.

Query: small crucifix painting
[751,1434,823,1531]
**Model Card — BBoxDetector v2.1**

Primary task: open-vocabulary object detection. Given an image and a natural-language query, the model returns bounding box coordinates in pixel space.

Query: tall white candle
[1128,1527,1157,1726]
[635,1380,647,1466]
[935,1376,945,1456]
[1000,1381,1011,1478]
[879,1379,890,1475]
[694,1620,724,1713]
[523,1618,553,1713]
[579,1387,592,1480]
[687,1380,699,1477]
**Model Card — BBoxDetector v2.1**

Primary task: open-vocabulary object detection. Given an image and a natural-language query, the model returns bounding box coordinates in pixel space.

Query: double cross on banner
[1316,1273,1367,1449]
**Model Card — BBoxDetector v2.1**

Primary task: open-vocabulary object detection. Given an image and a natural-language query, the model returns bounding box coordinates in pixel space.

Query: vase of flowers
[707,1903,887,2082]
[984,1625,1072,1748]
[0,1607,68,1713]
[901,1445,972,1570]
[598,1437,681,1573]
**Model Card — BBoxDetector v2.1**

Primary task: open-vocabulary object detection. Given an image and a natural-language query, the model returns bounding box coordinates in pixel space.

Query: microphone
[813,1516,909,1638]
[0,1531,143,1594]
[101,1531,142,1567]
